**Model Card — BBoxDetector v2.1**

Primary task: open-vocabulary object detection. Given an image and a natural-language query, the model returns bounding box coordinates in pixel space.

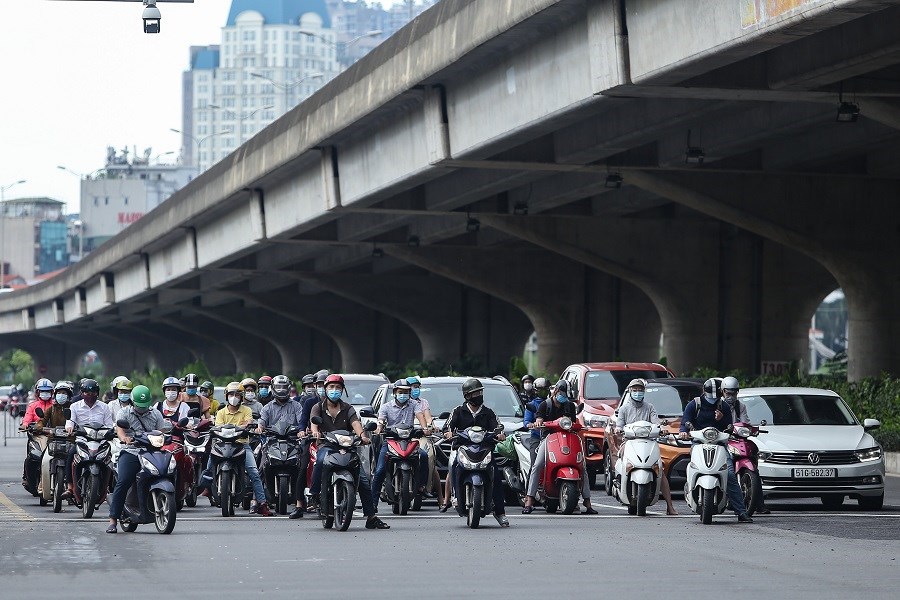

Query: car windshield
[584,370,670,400]
[344,380,384,407]
[420,383,524,419]
[742,394,858,426]
[643,385,689,416]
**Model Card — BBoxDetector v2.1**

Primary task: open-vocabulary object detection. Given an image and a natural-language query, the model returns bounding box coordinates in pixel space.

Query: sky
[0,0,408,215]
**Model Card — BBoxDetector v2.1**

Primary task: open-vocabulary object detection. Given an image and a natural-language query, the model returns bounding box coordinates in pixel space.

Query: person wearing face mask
[679,377,753,523]
[256,375,274,406]
[371,380,431,510]
[106,376,133,420]
[20,378,57,494]
[520,374,537,403]
[299,370,329,433]
[720,376,769,515]
[107,385,168,533]
[256,375,307,518]
[405,375,441,498]
[609,379,677,515]
[240,378,265,419]
[180,373,211,419]
[308,375,389,529]
[522,380,597,515]
[64,379,114,497]
[156,377,190,425]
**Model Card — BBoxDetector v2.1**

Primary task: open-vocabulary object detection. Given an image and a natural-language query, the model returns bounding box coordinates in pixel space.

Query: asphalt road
[1,419,898,599]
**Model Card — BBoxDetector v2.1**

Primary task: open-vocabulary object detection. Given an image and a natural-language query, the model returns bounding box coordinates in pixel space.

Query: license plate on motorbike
[792,468,836,478]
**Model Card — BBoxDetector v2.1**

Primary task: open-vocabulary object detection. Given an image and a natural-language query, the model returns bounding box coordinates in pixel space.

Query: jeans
[108,452,141,520]
[526,436,590,500]
[310,446,376,517]
[371,442,429,506]
[200,444,266,504]
[725,452,748,516]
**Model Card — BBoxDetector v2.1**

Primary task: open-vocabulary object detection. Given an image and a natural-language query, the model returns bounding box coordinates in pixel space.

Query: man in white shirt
[64,379,114,497]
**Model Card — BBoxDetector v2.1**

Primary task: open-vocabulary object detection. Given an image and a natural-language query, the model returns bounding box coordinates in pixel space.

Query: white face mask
[39,391,52,401]
[523,383,533,391]
[227,395,242,407]
[54,393,68,403]
[164,390,178,402]
[244,392,256,401]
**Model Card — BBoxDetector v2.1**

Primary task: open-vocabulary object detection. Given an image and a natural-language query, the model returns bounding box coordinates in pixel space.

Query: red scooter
[164,419,196,511]
[730,421,768,516]
[535,416,585,514]
[381,424,424,515]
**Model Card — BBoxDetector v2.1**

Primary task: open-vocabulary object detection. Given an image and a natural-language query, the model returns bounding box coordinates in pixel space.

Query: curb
[886,452,900,476]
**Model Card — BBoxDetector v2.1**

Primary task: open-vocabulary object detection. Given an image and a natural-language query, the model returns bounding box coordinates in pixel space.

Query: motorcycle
[380,424,423,515]
[531,417,585,515]
[452,425,502,529]
[209,424,252,517]
[311,416,377,531]
[21,424,48,503]
[37,410,73,513]
[163,419,196,511]
[684,426,731,524]
[182,417,213,508]
[71,423,116,518]
[730,421,767,516]
[262,421,302,515]
[612,420,663,516]
[504,431,536,507]
[115,420,178,534]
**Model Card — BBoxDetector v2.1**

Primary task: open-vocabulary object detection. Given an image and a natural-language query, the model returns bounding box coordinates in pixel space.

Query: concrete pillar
[157,317,238,376]
[116,325,197,375]
[189,306,290,375]
[628,171,894,380]
[172,311,270,374]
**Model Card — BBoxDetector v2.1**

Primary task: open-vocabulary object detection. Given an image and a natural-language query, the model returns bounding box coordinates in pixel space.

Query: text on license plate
[792,468,836,478]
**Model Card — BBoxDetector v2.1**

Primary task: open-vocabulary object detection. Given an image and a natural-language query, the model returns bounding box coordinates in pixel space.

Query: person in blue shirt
[678,378,753,523]
[521,377,549,460]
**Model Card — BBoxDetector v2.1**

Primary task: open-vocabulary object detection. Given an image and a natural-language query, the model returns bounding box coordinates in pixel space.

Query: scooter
[209,424,250,517]
[612,420,663,516]
[262,421,302,515]
[21,424,48,503]
[311,416,377,531]
[684,427,731,524]
[380,424,423,515]
[533,417,585,514]
[164,420,196,511]
[730,421,767,516]
[505,431,537,507]
[39,417,73,513]
[453,425,502,529]
[182,417,213,508]
[115,421,178,534]
[71,423,116,518]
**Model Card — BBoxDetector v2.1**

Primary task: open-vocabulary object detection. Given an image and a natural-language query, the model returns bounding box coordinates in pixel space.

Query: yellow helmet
[225,381,245,398]
[111,376,133,393]
[239,377,257,391]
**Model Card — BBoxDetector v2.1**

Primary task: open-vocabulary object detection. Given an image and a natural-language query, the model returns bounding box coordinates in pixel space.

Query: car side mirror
[863,418,881,431]
[35,408,45,418]
[365,421,378,432]
[310,416,323,426]
[358,407,376,418]
[116,419,130,429]
[439,411,451,420]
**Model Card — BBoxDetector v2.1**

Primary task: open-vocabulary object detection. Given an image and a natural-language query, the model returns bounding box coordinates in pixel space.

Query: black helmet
[521,374,535,384]
[554,380,569,394]
[79,378,100,395]
[183,373,200,387]
[301,373,315,385]
[461,378,484,403]
[703,378,722,402]
[314,370,329,384]
[272,375,292,399]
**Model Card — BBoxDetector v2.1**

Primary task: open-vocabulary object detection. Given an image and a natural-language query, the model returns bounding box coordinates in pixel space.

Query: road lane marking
[0,491,34,522]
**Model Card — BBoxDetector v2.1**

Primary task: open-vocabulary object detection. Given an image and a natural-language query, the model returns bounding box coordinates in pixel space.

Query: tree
[0,349,35,386]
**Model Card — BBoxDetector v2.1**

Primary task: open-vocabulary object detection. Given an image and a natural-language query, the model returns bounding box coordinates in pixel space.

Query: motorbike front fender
[149,479,175,493]
[696,474,722,490]
[398,462,413,471]
[330,470,355,484]
[464,472,484,487]
[630,469,654,485]
[89,463,101,476]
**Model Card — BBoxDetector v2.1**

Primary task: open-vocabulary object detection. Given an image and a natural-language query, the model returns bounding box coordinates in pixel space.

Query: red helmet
[324,374,345,389]
[257,375,273,387]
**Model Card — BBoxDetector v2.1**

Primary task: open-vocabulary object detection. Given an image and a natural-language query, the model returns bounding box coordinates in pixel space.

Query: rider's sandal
[438,503,449,513]
[366,516,390,529]
[495,514,510,527]
[582,506,598,515]
[105,523,118,534]
[521,505,535,514]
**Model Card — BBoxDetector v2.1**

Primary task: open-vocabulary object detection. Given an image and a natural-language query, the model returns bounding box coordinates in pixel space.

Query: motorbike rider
[522,380,597,515]
[257,375,274,405]
[721,376,770,515]
[64,379,114,497]
[406,375,441,498]
[443,377,511,527]
[256,375,306,519]
[199,380,220,415]
[521,376,548,460]
[308,374,389,529]
[157,377,190,424]
[106,376,133,421]
[198,381,272,516]
[520,374,537,403]
[608,378,678,515]
[180,373,211,418]
[299,370,329,432]
[371,379,431,509]
[20,378,56,493]
[678,378,754,523]
[241,378,265,419]
[107,385,168,533]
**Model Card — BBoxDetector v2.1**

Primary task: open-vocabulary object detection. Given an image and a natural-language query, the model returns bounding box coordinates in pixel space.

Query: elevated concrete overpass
[2,0,898,380]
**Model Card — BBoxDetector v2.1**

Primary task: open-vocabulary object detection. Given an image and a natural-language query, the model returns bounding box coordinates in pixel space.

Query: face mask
[165,390,178,402]
[186,388,197,396]
[630,391,645,403]
[316,387,326,398]
[326,389,342,402]
[467,395,484,408]
[54,393,68,404]
[410,388,421,400]
[304,386,315,395]
[523,383,533,392]
[118,393,130,402]
[556,394,568,404]
[396,393,409,404]
[84,396,97,407]
[704,394,718,405]
[245,392,256,401]
[259,388,270,398]
[133,406,149,415]
[39,391,52,401]
[227,395,241,407]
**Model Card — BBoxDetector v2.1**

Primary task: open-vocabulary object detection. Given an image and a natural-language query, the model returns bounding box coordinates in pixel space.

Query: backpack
[692,397,725,419]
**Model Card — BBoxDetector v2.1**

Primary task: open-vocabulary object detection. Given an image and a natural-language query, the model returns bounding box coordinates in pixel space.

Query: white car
[739,387,885,510]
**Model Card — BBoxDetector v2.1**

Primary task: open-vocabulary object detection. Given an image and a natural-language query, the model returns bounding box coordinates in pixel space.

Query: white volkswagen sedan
[739,387,885,510]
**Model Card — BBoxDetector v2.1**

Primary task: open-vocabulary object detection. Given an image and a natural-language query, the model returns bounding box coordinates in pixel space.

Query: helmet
[110,375,129,393]
[461,377,484,401]
[703,378,722,402]
[35,378,54,392]
[627,378,648,390]
[324,374,345,389]
[314,370,330,384]
[183,373,200,388]
[393,379,412,393]
[258,375,273,387]
[272,375,291,399]
[721,376,740,393]
[553,380,569,395]
[199,380,213,395]
[521,374,535,384]
[79,378,100,395]
[131,385,153,408]
[225,381,245,399]
[240,377,258,391]
[54,380,75,395]
[162,376,181,391]
[301,374,315,386]
[405,376,421,386]
[533,377,549,390]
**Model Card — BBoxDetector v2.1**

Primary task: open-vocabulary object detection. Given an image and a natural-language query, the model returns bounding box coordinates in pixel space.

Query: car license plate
[792,468,836,478]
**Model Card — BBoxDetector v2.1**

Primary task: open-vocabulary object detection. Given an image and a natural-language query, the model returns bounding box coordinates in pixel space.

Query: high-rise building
[0,197,67,280]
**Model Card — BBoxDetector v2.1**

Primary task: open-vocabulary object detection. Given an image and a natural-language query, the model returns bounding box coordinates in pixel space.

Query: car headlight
[856,447,882,462]
[139,455,160,475]
[758,451,772,461]
[583,413,608,428]
[168,455,177,473]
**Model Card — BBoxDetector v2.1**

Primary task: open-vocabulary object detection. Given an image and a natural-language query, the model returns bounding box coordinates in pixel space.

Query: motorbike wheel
[119,519,138,532]
[391,473,401,515]
[560,481,579,515]
[185,466,198,508]
[603,454,613,496]
[335,480,354,532]
[82,473,99,519]
[277,475,289,516]
[700,487,715,524]
[466,483,482,529]
[738,469,761,517]
[152,489,177,534]
[400,470,412,516]
[636,482,650,517]
[53,466,65,514]
[219,471,233,518]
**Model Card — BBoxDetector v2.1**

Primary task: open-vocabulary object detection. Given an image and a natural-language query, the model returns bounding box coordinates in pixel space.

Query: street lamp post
[249,72,324,114]
[298,29,382,66]
[207,105,274,145]
[169,127,233,170]
[0,179,27,288]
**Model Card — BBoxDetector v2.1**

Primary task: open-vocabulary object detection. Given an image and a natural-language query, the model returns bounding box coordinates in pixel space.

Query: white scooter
[684,427,730,524]
[504,431,536,505]
[612,421,662,516]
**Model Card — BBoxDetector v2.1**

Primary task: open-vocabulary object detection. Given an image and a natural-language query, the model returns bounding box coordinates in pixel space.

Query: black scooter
[115,418,178,534]
[21,424,47,504]
[209,424,250,517]
[261,421,301,515]
[453,426,502,529]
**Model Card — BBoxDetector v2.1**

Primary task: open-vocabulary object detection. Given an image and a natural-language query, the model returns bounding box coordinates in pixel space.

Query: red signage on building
[118,212,144,225]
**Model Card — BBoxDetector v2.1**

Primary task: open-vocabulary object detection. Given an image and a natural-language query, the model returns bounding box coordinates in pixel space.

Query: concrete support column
[174,311,270,374]
[190,306,291,375]
[158,317,238,376]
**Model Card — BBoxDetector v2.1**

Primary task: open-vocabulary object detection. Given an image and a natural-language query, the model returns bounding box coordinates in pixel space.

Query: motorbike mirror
[310,416,323,426]
[35,407,45,418]
[177,417,190,428]
[760,419,767,426]
[365,421,378,432]
[105,429,117,440]
[358,407,376,418]
[439,411,451,419]
[187,407,202,418]
[576,403,585,415]
[63,408,72,420]
[116,419,130,429]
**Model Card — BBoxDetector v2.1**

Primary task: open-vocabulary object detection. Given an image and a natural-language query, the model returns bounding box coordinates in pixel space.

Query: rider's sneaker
[737,513,754,523]
[256,503,273,517]
[249,502,258,514]
[494,513,510,528]
[288,507,305,519]
[365,516,390,529]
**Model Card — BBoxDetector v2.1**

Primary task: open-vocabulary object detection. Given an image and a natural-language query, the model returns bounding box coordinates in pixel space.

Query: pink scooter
[730,422,768,516]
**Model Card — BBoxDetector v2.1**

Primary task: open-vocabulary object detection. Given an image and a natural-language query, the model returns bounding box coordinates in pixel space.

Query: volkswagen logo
[807,452,820,465]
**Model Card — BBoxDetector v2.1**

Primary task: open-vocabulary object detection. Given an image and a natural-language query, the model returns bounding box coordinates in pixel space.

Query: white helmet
[721,376,740,393]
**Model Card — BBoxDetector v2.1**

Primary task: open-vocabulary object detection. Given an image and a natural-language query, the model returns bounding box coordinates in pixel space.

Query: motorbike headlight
[702,428,719,442]
[148,434,165,448]
[457,452,492,470]
[139,455,160,475]
[96,445,110,461]
[335,434,353,447]
[558,417,573,431]
[632,425,651,439]
[583,413,608,428]
[468,430,485,444]
[728,445,740,456]
[734,426,751,438]
[76,445,90,459]
[168,455,177,473]
[856,447,882,462]
[397,428,411,440]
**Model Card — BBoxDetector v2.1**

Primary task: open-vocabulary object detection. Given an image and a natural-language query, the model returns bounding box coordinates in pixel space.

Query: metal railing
[2,411,26,446]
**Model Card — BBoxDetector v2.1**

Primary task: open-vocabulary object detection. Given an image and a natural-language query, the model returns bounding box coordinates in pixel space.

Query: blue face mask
[326,389,342,401]
[316,387,326,398]
[704,394,718,405]
[396,393,409,404]
[630,391,645,403]
[556,394,568,404]
[410,388,420,400]
[259,388,270,398]
[118,392,130,402]
[186,388,197,396]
